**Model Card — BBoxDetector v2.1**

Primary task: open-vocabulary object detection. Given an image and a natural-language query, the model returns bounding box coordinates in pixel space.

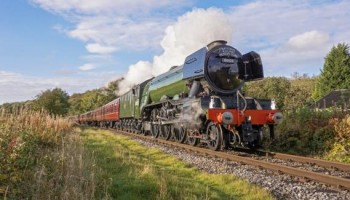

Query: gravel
[125,136,350,200]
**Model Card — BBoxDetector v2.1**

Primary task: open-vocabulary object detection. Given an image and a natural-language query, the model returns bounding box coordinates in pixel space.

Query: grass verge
[81,128,274,200]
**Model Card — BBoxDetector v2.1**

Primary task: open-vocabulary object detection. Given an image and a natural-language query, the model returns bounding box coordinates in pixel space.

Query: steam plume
[117,8,232,95]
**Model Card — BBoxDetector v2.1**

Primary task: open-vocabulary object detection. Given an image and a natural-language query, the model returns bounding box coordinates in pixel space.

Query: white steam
[117,8,233,95]
[118,61,153,95]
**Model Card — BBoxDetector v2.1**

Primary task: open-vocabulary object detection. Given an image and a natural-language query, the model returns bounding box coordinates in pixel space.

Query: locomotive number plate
[221,58,235,64]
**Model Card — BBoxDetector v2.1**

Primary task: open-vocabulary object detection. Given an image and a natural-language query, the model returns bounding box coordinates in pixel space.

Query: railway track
[110,129,350,191]
[230,146,350,172]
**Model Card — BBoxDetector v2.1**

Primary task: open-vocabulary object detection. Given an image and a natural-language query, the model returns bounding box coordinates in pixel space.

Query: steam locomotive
[75,40,283,150]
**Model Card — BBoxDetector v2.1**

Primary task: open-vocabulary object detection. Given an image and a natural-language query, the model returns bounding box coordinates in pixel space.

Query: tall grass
[0,109,103,199]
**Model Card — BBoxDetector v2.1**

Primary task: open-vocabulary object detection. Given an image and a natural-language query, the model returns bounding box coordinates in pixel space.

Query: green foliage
[32,88,70,116]
[271,108,349,155]
[312,43,350,100]
[245,75,316,111]
[324,115,350,163]
[284,76,316,110]
[324,140,350,163]
[0,101,33,114]
[244,77,291,109]
[79,89,111,112]
[67,78,123,114]
[68,93,84,115]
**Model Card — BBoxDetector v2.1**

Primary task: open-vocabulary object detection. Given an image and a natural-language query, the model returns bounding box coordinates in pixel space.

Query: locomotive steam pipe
[188,80,200,98]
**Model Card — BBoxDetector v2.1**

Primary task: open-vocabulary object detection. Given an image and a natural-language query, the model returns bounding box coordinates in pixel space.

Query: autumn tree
[33,88,70,116]
[312,43,350,100]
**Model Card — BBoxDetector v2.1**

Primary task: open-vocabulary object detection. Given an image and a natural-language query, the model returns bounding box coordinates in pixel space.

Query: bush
[0,109,101,199]
[324,115,350,163]
[272,107,342,155]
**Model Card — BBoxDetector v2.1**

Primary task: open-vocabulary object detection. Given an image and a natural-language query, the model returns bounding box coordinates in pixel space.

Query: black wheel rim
[151,124,159,138]
[206,123,222,151]
[160,125,171,140]
[173,125,186,143]
[186,129,199,146]
[187,136,198,146]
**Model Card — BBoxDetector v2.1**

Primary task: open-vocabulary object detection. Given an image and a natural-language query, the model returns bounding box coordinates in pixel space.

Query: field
[0,110,273,199]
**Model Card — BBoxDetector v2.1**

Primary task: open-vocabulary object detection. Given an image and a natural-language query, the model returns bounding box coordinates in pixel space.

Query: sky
[0,0,349,103]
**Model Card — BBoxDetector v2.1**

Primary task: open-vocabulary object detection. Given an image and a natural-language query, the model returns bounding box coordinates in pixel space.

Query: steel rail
[231,147,350,172]
[113,130,350,190]
[265,152,350,172]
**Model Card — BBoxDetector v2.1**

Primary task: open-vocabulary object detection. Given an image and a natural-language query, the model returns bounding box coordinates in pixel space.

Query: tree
[0,101,34,113]
[33,88,70,116]
[79,89,113,112]
[312,43,350,100]
[244,77,291,110]
[68,93,84,115]
[67,78,123,114]
[68,90,108,114]
[283,76,317,110]
[79,90,102,112]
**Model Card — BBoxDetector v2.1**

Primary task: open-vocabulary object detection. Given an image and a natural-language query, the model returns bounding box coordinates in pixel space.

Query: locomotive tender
[76,40,283,150]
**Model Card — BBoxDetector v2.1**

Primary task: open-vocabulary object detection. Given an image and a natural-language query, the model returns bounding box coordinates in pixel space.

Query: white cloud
[32,0,187,14]
[80,54,113,62]
[258,30,331,76]
[79,63,95,71]
[67,16,169,52]
[85,43,117,54]
[31,0,189,54]
[287,31,329,51]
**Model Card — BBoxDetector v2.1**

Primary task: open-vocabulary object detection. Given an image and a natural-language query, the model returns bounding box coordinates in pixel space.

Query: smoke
[117,7,233,95]
[117,61,152,95]
[180,101,204,128]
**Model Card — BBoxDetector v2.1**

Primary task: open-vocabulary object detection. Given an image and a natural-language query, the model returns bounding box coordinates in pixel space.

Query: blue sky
[1,0,349,103]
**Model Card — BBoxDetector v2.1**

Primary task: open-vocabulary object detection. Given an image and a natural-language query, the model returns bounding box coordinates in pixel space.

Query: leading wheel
[206,122,222,151]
